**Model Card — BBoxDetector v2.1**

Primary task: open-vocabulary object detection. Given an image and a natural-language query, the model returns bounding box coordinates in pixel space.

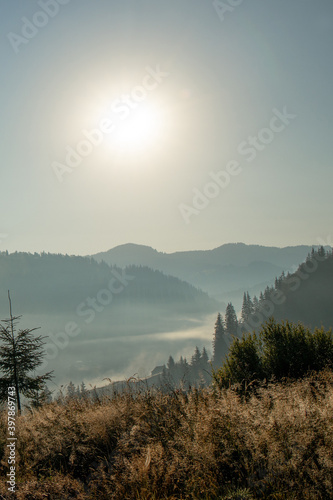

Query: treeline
[27,381,90,410]
[158,347,211,389]
[210,246,333,346]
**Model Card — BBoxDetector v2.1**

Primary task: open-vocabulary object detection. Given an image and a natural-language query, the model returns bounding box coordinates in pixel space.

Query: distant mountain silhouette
[92,243,314,306]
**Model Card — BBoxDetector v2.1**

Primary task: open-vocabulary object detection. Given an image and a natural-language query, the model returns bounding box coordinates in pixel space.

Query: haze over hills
[1,244,330,389]
[0,252,219,386]
[92,246,333,395]
[240,248,333,332]
[92,243,315,308]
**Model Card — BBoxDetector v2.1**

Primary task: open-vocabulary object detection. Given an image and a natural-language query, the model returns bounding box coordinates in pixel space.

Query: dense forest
[238,246,333,334]
[0,251,217,315]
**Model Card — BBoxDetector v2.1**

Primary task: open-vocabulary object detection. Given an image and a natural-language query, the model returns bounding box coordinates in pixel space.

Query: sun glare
[110,103,163,153]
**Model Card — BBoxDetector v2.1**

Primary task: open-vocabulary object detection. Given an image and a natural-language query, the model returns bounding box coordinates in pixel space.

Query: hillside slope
[0,252,219,385]
[240,248,333,333]
[92,243,314,306]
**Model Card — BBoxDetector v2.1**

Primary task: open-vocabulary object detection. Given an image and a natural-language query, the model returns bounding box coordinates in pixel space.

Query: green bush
[213,333,263,388]
[214,318,333,389]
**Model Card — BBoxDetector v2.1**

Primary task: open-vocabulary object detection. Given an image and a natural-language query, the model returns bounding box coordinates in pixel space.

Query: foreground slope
[1,370,332,499]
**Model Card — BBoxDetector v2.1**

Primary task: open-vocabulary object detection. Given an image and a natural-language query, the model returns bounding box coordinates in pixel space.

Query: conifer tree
[28,383,52,409]
[0,291,53,413]
[241,292,254,322]
[225,302,238,336]
[80,381,88,399]
[213,313,228,366]
[317,245,326,259]
[191,346,201,367]
[246,292,254,315]
[201,347,209,365]
[66,381,76,399]
[167,355,175,371]
[241,292,248,323]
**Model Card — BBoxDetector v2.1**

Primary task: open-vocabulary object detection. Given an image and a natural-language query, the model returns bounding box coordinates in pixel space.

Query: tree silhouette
[167,355,175,371]
[225,302,238,336]
[0,291,53,413]
[66,381,76,400]
[191,346,201,367]
[241,292,253,322]
[28,383,52,410]
[201,347,209,366]
[213,312,228,367]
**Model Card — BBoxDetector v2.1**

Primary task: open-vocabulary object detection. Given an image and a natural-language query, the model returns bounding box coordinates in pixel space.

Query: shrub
[213,318,333,389]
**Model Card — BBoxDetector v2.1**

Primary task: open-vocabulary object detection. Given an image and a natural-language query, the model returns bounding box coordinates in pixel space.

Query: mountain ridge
[91,242,316,307]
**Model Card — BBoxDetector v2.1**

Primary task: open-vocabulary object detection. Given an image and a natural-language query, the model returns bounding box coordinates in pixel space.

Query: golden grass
[1,370,333,499]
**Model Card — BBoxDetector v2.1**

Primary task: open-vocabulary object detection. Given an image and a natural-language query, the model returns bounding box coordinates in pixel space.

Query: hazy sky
[1,0,332,254]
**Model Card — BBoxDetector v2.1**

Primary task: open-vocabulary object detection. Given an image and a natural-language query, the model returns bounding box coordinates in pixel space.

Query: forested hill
[239,248,333,333]
[92,242,314,306]
[0,252,218,316]
[0,252,220,385]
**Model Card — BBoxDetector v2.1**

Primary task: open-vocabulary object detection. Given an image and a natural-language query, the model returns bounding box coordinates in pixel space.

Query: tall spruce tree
[246,292,254,315]
[28,383,52,410]
[241,292,248,322]
[66,381,76,400]
[213,313,228,367]
[201,347,209,365]
[225,302,238,336]
[0,291,53,413]
[80,381,88,399]
[241,292,253,322]
[191,346,201,367]
[167,355,175,371]
[318,245,326,259]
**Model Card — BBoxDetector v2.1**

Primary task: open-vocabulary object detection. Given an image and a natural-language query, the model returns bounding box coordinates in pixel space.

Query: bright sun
[111,103,163,153]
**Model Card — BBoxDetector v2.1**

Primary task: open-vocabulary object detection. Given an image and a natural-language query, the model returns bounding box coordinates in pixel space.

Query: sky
[1,0,332,255]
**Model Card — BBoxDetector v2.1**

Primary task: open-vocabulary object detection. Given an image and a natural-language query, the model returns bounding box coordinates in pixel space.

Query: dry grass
[1,370,333,499]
